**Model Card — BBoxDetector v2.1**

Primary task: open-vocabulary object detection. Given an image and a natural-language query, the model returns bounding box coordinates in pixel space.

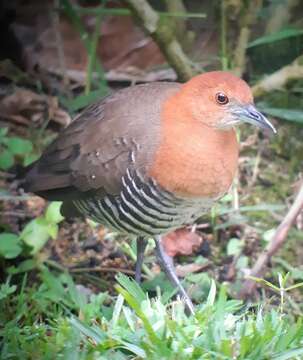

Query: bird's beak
[232,103,277,134]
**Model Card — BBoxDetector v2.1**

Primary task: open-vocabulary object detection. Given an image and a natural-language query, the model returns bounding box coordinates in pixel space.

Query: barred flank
[74,169,212,236]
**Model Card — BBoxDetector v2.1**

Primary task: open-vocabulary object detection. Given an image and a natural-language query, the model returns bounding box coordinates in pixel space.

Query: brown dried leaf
[162,228,203,257]
[98,15,164,71]
[176,262,210,278]
[13,3,164,75]
[0,88,71,127]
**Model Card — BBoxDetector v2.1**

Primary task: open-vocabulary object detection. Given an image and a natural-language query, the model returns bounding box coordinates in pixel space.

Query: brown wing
[25,82,180,202]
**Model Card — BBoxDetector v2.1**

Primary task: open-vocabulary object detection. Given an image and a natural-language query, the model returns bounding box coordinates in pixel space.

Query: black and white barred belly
[74,169,214,236]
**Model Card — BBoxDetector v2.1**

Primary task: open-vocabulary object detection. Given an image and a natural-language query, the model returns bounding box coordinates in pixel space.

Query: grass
[1,268,303,360]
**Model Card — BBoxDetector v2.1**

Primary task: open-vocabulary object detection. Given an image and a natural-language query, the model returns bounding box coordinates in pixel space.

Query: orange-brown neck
[148,92,239,198]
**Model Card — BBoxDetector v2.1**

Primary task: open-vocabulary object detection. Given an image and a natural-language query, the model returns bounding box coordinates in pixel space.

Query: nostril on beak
[248,111,260,120]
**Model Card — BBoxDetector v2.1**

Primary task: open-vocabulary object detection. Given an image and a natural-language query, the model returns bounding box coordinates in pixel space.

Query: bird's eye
[215,92,229,105]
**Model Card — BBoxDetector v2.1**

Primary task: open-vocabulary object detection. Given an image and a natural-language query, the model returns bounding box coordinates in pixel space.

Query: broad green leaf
[227,238,244,256]
[6,137,33,155]
[47,224,59,239]
[0,149,14,170]
[236,255,249,269]
[0,233,22,259]
[20,218,51,254]
[248,28,303,48]
[0,127,8,139]
[23,152,40,166]
[7,259,37,274]
[45,202,64,224]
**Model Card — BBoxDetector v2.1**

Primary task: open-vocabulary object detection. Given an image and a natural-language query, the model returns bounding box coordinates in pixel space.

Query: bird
[24,71,276,314]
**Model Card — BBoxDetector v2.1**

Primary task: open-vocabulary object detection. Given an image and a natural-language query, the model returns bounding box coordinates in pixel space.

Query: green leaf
[45,202,64,224]
[260,107,303,124]
[0,127,8,139]
[47,224,59,239]
[248,28,303,48]
[272,347,303,360]
[6,137,33,155]
[76,5,206,18]
[0,149,14,170]
[263,228,276,243]
[7,259,37,274]
[227,238,244,256]
[62,87,109,112]
[69,316,106,343]
[0,282,17,300]
[236,255,249,269]
[206,279,217,306]
[116,273,146,303]
[23,152,40,166]
[0,233,22,259]
[20,218,51,254]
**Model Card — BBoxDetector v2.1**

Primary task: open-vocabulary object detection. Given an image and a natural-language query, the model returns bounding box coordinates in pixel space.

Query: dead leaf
[176,262,210,278]
[12,2,165,76]
[98,15,165,71]
[162,228,203,257]
[0,88,71,127]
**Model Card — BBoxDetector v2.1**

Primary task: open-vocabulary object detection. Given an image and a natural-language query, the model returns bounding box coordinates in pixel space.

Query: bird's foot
[154,236,195,315]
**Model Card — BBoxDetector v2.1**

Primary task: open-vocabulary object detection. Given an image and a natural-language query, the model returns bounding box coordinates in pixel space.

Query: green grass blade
[248,28,303,48]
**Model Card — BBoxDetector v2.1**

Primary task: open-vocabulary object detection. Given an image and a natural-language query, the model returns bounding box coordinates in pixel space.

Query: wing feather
[25,82,180,201]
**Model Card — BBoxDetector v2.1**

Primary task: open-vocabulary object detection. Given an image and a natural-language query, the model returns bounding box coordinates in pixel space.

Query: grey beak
[237,104,277,134]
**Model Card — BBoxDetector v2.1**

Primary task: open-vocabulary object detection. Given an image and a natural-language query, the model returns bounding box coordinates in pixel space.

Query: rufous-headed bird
[25,71,276,314]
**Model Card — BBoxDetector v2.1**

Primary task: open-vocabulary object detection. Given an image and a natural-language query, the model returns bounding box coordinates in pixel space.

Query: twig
[265,0,300,35]
[124,0,199,81]
[85,11,102,95]
[164,0,187,46]
[47,67,177,84]
[252,54,303,98]
[239,181,303,298]
[69,266,140,277]
[232,0,262,77]
[0,171,15,179]
[220,0,228,71]
[45,260,142,278]
[0,211,27,218]
[0,194,40,202]
[52,0,71,97]
[248,148,262,189]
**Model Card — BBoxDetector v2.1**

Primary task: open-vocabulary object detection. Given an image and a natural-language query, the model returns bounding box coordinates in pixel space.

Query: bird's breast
[148,115,239,199]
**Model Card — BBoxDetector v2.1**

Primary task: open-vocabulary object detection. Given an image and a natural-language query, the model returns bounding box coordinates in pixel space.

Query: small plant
[0,202,64,259]
[0,128,38,170]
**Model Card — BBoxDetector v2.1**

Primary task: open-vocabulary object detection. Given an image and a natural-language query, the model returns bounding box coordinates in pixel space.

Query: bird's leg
[154,236,195,315]
[135,237,148,283]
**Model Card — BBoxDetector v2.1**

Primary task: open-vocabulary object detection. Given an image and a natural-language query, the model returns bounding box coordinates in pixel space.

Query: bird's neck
[148,95,239,199]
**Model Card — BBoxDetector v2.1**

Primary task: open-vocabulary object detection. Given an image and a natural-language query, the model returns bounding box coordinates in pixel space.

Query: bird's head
[180,71,276,134]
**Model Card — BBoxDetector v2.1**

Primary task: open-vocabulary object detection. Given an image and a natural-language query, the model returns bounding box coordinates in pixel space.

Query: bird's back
[25,82,181,201]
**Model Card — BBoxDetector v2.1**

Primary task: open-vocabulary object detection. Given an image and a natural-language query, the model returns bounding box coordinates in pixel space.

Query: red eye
[215,92,229,105]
